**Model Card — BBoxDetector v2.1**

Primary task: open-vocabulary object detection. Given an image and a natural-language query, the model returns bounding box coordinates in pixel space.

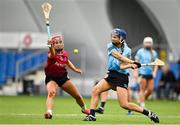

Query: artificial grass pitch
[0,96,180,124]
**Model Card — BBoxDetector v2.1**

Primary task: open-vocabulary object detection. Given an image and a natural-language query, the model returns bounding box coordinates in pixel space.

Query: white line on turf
[0,113,180,118]
[0,124,180,125]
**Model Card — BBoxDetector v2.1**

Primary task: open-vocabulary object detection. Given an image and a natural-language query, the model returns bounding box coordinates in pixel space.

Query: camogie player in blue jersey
[135,37,158,108]
[95,41,133,115]
[84,28,159,123]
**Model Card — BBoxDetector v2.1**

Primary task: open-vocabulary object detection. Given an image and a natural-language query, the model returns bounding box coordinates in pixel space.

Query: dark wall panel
[107,0,164,48]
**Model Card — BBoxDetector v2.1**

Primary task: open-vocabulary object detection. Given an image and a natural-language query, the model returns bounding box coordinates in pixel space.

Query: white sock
[47,109,52,115]
[148,110,151,117]
[140,102,145,108]
[99,107,104,110]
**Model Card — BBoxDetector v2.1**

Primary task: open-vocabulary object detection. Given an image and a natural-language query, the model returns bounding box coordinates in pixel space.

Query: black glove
[131,66,135,69]
[133,61,141,68]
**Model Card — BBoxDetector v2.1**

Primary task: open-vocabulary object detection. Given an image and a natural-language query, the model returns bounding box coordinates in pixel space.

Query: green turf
[0,96,180,124]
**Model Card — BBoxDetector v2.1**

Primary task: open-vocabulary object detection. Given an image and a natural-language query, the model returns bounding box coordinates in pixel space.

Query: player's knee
[139,89,145,94]
[148,88,153,93]
[92,86,100,96]
[120,102,129,109]
[146,92,152,96]
[146,90,153,98]
[48,90,56,98]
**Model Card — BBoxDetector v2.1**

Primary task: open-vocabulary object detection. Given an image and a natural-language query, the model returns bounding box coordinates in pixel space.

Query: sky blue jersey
[135,48,158,75]
[107,42,131,75]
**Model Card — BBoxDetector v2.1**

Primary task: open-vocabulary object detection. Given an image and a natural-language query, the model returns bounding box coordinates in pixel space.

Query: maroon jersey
[45,50,68,77]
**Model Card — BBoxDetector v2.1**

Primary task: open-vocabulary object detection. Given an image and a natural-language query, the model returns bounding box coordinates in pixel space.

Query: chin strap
[112,41,125,54]
[112,42,117,46]
[55,49,63,53]
[120,39,125,44]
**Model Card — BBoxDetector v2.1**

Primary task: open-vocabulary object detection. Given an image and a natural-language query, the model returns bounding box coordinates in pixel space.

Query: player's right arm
[108,43,141,67]
[119,49,137,69]
[112,51,135,64]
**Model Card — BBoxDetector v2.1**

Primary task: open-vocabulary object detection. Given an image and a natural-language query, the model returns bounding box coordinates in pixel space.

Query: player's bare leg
[117,87,159,123]
[128,88,132,102]
[145,79,154,100]
[90,79,111,109]
[84,79,111,121]
[101,91,109,103]
[127,88,133,115]
[61,80,89,115]
[45,81,58,119]
[139,78,147,107]
[95,91,108,114]
[117,87,143,112]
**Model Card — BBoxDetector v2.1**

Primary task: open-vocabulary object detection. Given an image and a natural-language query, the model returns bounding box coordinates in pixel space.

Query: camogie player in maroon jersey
[44,35,89,119]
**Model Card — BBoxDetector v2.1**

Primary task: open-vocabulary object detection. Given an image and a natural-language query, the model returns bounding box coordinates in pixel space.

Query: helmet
[50,35,63,44]
[111,28,127,39]
[143,37,153,44]
[49,35,64,50]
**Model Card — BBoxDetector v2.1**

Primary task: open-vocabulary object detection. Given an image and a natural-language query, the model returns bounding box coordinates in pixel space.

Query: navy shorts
[104,70,129,90]
[139,74,153,80]
[45,72,70,87]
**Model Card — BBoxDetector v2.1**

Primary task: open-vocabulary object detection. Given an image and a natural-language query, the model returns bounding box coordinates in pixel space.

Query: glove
[131,65,135,69]
[133,61,141,68]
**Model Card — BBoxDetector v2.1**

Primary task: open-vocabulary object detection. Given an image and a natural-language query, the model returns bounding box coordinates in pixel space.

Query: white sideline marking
[0,114,180,125]
[0,122,179,125]
[0,124,180,125]
[0,113,180,118]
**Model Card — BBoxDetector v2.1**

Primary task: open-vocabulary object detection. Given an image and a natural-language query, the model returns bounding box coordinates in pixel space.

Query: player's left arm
[67,60,82,74]
[152,51,158,78]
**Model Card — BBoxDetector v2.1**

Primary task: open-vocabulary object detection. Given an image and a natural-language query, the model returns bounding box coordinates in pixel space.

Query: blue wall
[0,50,47,85]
